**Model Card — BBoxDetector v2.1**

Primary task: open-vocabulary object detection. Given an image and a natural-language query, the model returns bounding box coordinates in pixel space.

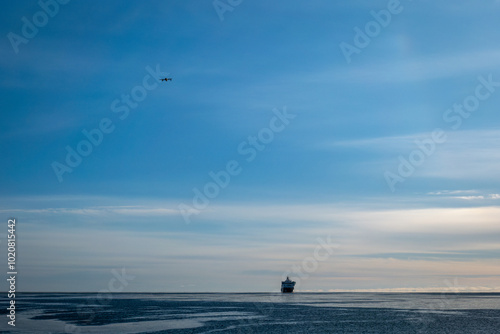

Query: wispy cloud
[325,128,500,181]
[428,191,500,201]
[455,196,485,200]
[427,190,479,196]
[0,205,179,216]
[327,50,500,84]
[5,197,500,292]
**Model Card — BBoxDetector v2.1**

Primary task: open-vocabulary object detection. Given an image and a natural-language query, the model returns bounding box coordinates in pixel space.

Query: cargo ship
[281,277,296,293]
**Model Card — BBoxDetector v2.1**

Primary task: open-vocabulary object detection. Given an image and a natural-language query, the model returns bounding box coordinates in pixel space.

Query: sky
[1,0,500,292]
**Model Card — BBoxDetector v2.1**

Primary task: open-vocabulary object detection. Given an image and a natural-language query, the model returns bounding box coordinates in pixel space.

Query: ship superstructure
[281,276,296,293]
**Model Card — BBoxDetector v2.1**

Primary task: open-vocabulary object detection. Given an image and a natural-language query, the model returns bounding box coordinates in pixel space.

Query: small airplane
[160,78,172,82]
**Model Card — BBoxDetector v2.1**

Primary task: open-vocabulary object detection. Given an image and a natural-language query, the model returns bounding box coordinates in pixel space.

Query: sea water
[1,293,499,333]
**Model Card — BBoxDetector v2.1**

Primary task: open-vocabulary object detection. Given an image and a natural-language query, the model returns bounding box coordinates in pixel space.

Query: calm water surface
[1,293,499,333]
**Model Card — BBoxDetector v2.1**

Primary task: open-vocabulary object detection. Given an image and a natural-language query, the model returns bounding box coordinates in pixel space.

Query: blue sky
[1,0,500,292]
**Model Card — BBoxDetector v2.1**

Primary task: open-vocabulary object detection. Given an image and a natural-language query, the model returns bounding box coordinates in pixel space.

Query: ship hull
[281,287,294,293]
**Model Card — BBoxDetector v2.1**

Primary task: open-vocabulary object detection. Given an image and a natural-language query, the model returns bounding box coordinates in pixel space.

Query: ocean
[1,293,500,333]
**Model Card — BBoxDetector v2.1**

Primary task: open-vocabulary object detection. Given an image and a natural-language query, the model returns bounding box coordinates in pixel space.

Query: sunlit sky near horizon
[1,0,500,292]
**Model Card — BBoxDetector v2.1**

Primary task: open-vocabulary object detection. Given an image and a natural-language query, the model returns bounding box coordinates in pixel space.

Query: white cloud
[455,196,485,200]
[427,190,479,196]
[427,191,500,202]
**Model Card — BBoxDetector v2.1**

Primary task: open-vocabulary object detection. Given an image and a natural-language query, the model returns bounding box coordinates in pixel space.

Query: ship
[281,276,296,293]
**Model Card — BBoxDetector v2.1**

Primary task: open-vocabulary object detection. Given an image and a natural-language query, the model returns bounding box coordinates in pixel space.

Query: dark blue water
[1,293,500,333]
